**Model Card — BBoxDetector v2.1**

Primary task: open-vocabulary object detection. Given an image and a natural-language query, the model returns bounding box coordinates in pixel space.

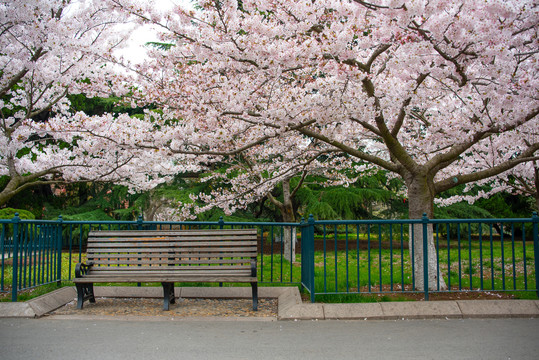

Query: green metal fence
[2,212,538,302]
[0,216,63,301]
[1,215,303,301]
[299,213,539,302]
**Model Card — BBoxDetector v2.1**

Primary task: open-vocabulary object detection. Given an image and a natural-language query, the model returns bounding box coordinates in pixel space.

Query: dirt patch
[49,297,278,318]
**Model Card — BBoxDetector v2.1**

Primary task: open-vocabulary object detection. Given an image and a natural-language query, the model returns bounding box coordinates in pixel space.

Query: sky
[118,0,195,63]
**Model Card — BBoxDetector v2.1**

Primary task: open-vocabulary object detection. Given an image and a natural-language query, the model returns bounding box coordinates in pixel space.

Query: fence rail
[1,212,538,302]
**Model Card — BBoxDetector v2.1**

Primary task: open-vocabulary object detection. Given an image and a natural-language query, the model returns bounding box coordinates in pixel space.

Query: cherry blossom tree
[0,0,131,206]
[0,0,205,208]
[106,0,538,289]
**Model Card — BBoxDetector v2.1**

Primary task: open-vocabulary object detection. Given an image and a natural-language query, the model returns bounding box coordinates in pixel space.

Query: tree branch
[434,144,539,194]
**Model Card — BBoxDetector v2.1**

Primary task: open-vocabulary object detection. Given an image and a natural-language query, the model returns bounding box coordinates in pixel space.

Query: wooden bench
[74,229,258,311]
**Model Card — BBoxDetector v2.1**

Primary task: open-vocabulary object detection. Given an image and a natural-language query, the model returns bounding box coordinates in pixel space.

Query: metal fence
[1,212,538,303]
[1,215,302,302]
[300,213,539,302]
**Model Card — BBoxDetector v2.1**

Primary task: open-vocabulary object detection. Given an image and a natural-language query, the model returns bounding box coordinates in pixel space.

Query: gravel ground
[50,297,278,318]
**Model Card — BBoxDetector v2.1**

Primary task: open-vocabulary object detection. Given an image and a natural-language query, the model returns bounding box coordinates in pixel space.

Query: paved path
[1,317,538,359]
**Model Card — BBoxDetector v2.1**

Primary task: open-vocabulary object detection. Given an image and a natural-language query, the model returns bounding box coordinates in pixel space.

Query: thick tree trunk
[406,174,448,291]
[281,179,297,263]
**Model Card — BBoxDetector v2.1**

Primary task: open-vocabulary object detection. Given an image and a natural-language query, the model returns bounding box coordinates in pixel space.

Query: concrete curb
[1,286,539,320]
[0,287,76,318]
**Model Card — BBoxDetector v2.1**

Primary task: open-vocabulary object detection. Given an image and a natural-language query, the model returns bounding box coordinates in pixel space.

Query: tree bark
[405,172,448,291]
[268,178,297,263]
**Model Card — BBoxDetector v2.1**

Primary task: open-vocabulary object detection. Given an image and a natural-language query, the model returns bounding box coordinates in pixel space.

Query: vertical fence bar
[57,216,63,286]
[345,224,349,293]
[11,213,20,302]
[356,225,360,293]
[400,224,404,291]
[378,224,382,292]
[468,223,472,290]
[411,224,415,290]
[457,223,462,290]
[22,224,28,290]
[323,224,327,293]
[446,223,451,291]
[308,215,315,302]
[479,223,484,290]
[389,224,393,291]
[219,217,224,287]
[367,224,371,293]
[32,224,37,288]
[522,223,527,290]
[334,225,338,292]
[68,224,73,281]
[511,223,516,290]
[137,215,143,287]
[489,224,494,290]
[270,226,274,283]
[280,225,283,282]
[1,224,5,291]
[435,224,440,291]
[422,214,429,301]
[532,212,539,298]
[260,225,264,282]
[501,223,506,290]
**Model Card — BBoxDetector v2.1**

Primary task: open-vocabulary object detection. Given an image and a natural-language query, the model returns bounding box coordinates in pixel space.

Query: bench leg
[251,282,258,311]
[75,283,95,309]
[161,282,175,310]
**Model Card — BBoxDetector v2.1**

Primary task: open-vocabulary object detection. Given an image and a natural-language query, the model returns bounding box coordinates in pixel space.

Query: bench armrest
[250,259,257,278]
[75,262,93,278]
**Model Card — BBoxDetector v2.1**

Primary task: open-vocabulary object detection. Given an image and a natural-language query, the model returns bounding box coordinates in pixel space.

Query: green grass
[310,240,537,300]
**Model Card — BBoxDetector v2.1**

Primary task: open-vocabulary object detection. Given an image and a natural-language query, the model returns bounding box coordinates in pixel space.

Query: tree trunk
[281,179,297,263]
[406,174,448,291]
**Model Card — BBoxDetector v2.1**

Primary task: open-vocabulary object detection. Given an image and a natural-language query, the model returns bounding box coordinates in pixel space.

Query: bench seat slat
[75,275,257,283]
[87,241,257,248]
[89,235,258,242]
[86,267,251,276]
[88,265,251,271]
[88,259,254,266]
[87,251,257,259]
[90,229,256,237]
[87,247,257,254]
[91,229,256,236]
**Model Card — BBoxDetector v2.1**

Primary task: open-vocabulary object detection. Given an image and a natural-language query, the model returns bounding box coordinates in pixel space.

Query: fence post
[300,215,317,302]
[57,215,63,286]
[11,213,20,302]
[137,215,143,230]
[218,216,224,230]
[422,213,429,301]
[532,212,539,298]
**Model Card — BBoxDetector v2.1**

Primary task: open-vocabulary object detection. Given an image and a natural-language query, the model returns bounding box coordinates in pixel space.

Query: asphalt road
[1,318,538,359]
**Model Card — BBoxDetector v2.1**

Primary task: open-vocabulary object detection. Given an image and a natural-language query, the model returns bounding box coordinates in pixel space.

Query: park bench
[74,229,258,311]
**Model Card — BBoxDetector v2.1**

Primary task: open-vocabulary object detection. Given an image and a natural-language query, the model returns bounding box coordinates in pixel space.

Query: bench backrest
[86,229,258,271]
